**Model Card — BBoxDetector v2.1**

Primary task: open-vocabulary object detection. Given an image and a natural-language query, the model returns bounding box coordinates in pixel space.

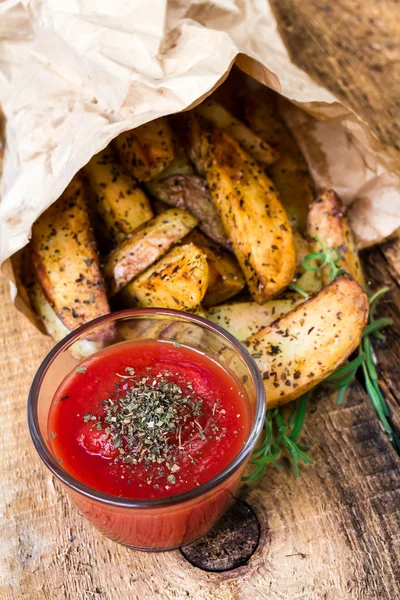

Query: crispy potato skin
[113,117,174,182]
[194,99,279,166]
[187,114,295,304]
[182,229,245,306]
[244,89,315,233]
[147,174,229,247]
[83,148,153,245]
[307,190,366,287]
[30,177,110,331]
[104,209,198,296]
[120,244,209,310]
[243,275,369,408]
[206,296,303,341]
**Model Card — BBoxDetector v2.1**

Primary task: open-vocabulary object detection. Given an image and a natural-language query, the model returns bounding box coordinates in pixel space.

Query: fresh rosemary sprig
[243,395,312,483]
[246,236,398,483]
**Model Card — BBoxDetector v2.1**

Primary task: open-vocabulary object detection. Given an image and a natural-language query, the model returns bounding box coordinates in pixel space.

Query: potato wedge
[83,148,153,245]
[113,117,174,182]
[182,230,245,306]
[148,174,229,248]
[207,296,304,341]
[243,275,369,408]
[146,147,229,247]
[28,278,105,356]
[243,89,315,233]
[120,244,209,310]
[149,148,194,180]
[186,114,295,304]
[17,248,104,355]
[104,209,198,296]
[194,99,279,166]
[292,232,322,295]
[307,190,365,287]
[30,176,110,331]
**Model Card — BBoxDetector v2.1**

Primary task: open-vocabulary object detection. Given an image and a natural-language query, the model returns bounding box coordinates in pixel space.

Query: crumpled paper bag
[1,0,399,328]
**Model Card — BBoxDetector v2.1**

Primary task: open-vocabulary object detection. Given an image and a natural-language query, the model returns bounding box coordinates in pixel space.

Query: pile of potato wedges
[17,77,369,408]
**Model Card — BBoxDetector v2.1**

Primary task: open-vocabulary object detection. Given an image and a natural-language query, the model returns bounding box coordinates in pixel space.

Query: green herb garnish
[244,395,312,483]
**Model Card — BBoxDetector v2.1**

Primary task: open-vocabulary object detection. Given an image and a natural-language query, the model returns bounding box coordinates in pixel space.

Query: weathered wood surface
[270,0,400,171]
[1,2,400,599]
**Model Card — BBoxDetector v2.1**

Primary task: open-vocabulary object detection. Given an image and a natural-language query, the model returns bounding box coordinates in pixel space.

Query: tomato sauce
[48,340,249,500]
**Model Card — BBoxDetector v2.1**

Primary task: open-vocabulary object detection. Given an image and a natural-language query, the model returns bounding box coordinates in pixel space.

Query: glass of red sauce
[28,309,265,551]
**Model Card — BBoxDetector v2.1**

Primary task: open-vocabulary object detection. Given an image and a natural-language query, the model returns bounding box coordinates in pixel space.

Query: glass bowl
[28,309,266,551]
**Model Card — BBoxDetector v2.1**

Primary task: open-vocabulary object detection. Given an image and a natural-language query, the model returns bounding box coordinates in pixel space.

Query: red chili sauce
[48,340,250,499]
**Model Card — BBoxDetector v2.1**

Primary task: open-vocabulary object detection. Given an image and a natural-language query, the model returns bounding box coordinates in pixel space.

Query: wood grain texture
[270,0,400,170]
[2,1,400,598]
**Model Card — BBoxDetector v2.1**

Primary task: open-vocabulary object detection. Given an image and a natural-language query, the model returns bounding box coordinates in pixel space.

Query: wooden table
[1,2,400,598]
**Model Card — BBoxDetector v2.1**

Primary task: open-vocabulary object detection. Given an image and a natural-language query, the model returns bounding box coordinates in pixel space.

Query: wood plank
[1,272,400,599]
[270,0,400,171]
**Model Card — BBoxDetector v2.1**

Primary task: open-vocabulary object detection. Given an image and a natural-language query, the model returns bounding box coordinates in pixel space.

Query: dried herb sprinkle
[85,367,224,487]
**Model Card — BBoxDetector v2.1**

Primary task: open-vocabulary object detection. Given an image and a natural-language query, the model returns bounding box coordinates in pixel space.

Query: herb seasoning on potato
[186,113,296,304]
[30,176,110,331]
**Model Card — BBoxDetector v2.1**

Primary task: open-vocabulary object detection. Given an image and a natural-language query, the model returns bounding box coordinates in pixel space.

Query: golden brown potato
[113,117,174,182]
[206,296,303,341]
[243,275,369,408]
[83,148,153,245]
[186,114,295,304]
[307,190,366,287]
[243,88,315,233]
[194,99,279,166]
[26,278,105,356]
[104,209,198,296]
[292,232,322,295]
[120,244,209,310]
[182,230,245,306]
[30,176,110,331]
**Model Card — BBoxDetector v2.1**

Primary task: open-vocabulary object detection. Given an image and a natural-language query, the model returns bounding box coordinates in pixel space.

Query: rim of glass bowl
[28,308,266,509]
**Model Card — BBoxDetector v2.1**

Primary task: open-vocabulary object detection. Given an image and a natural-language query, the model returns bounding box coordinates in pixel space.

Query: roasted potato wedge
[120,244,209,310]
[186,114,295,304]
[104,208,198,296]
[307,190,365,287]
[113,117,174,182]
[243,275,369,408]
[146,148,229,247]
[30,177,110,331]
[27,279,104,357]
[207,296,304,341]
[243,88,315,233]
[17,248,105,355]
[194,99,279,166]
[182,229,245,306]
[148,174,229,248]
[292,232,322,295]
[83,148,153,245]
[148,148,194,181]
